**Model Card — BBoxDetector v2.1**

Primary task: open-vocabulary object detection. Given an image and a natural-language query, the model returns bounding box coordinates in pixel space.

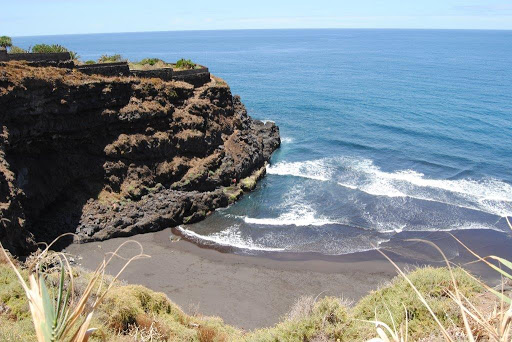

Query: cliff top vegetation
[2,36,200,72]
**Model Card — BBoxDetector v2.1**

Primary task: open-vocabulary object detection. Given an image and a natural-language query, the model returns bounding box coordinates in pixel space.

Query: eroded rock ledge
[0,62,280,255]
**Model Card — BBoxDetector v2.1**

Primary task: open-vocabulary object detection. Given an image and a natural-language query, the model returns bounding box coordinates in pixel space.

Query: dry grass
[197,325,227,342]
[129,61,172,71]
[247,296,348,342]
[118,100,172,119]
[287,296,317,321]
[0,61,191,97]
[0,62,128,90]
[211,76,228,87]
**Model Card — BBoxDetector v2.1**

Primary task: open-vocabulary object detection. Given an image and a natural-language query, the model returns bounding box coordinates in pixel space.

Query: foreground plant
[0,237,149,342]
[368,217,512,342]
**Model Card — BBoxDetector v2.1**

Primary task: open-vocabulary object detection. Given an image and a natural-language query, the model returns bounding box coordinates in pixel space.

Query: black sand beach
[65,227,512,330]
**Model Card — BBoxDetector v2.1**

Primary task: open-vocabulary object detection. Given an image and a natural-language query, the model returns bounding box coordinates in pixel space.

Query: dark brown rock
[0,64,280,255]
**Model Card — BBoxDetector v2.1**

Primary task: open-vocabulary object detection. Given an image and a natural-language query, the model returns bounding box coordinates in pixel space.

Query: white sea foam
[190,158,511,254]
[242,184,341,227]
[243,210,338,226]
[418,221,504,233]
[281,137,294,144]
[176,225,285,252]
[268,157,512,217]
[178,225,392,255]
[376,221,503,234]
[252,196,336,227]
[337,182,358,190]
[341,158,512,217]
[267,159,331,181]
[380,226,405,234]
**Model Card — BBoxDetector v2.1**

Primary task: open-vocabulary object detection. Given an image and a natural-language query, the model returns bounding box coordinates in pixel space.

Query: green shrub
[7,46,27,54]
[137,58,164,66]
[30,43,79,60]
[0,265,30,321]
[248,297,348,342]
[174,58,197,70]
[0,318,35,342]
[344,266,482,341]
[129,58,171,70]
[98,54,124,63]
[84,60,96,65]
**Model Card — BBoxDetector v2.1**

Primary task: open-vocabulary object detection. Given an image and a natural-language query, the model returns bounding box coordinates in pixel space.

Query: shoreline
[64,227,512,330]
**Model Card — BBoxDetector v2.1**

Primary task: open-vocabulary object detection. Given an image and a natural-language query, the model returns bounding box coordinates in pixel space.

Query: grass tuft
[247,297,348,342]
[347,266,482,341]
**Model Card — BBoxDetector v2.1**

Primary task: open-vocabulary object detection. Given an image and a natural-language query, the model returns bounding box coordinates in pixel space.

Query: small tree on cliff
[0,36,12,50]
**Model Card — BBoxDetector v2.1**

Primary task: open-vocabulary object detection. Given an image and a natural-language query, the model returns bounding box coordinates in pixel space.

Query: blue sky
[2,0,512,36]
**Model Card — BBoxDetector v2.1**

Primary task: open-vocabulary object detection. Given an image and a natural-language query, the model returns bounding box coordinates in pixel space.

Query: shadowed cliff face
[0,62,280,255]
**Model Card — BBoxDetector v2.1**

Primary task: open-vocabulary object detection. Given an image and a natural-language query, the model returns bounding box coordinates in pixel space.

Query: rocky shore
[0,62,280,255]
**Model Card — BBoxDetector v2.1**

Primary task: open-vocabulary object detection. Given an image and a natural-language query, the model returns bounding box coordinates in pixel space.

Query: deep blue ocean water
[15,29,512,255]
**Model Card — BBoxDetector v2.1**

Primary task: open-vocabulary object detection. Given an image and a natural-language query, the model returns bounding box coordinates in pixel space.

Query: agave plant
[0,237,149,342]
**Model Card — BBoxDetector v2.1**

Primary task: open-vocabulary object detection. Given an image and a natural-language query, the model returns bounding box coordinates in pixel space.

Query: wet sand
[65,228,512,330]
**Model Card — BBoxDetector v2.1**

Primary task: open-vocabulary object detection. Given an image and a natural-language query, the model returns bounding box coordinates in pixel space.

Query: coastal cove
[1,25,512,342]
[4,29,509,255]
[13,29,512,256]
[48,28,512,332]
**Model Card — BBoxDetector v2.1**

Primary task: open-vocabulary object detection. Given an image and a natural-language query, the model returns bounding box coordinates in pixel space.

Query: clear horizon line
[12,26,512,38]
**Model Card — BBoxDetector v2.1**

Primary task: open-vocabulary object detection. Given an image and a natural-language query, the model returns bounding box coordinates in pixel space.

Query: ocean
[15,29,512,256]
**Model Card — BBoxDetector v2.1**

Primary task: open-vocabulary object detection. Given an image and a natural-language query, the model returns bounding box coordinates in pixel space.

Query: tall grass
[368,217,512,341]
[0,236,149,342]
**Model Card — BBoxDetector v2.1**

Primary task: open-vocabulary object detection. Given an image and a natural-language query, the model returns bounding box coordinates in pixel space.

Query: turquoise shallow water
[16,29,512,255]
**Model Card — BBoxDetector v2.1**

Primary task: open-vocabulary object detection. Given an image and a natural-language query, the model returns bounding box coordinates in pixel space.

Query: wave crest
[176,226,285,252]
[267,160,331,181]
[267,157,512,217]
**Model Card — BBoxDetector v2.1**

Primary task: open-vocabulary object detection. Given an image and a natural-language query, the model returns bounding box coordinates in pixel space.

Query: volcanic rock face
[0,63,280,255]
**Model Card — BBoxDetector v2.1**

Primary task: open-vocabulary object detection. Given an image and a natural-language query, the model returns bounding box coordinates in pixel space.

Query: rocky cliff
[0,62,280,255]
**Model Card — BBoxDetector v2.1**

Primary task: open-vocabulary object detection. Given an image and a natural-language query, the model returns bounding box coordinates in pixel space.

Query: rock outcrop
[0,62,280,255]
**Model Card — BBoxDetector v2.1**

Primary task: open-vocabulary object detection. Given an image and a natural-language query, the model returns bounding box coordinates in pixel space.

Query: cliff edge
[0,62,280,255]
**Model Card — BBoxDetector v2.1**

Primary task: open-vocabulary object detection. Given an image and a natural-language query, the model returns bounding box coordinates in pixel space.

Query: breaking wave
[242,206,340,227]
[176,225,286,252]
[237,183,342,227]
[267,157,512,217]
[266,159,332,181]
